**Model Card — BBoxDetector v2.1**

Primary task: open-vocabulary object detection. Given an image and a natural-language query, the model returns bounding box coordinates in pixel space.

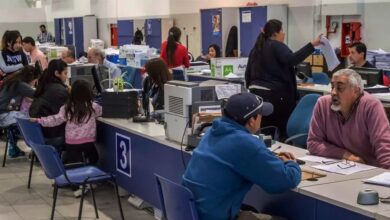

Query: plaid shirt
[37,32,54,43]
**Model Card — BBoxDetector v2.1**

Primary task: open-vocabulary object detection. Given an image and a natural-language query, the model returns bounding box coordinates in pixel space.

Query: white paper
[298,155,339,164]
[312,162,376,175]
[215,84,241,100]
[319,37,340,71]
[363,172,390,187]
[242,11,252,23]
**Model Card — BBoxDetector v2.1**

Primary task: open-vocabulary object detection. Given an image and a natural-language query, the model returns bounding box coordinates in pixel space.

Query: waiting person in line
[29,59,70,151]
[22,36,48,69]
[245,19,322,139]
[32,79,102,165]
[225,26,238,57]
[160,26,190,69]
[61,48,76,64]
[87,48,121,78]
[0,30,28,80]
[348,42,375,68]
[143,58,172,111]
[196,44,221,64]
[183,92,301,220]
[36,24,54,44]
[308,68,390,168]
[0,66,40,157]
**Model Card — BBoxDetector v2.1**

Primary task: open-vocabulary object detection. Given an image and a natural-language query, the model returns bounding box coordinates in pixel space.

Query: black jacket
[29,82,69,138]
[245,40,314,99]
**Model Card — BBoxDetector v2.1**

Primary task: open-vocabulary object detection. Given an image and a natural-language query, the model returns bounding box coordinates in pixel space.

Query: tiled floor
[0,141,156,220]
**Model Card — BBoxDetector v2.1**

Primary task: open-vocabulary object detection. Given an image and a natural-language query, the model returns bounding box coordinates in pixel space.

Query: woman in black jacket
[29,59,69,149]
[245,19,322,139]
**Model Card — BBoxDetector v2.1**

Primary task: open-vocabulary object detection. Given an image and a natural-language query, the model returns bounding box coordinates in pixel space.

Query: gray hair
[332,69,364,93]
[89,48,105,59]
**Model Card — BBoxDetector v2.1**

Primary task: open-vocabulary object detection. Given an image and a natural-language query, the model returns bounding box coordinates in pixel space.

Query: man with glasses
[183,92,301,220]
[308,68,390,168]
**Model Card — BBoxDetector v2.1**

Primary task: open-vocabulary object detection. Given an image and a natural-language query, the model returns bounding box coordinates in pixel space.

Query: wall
[44,0,92,21]
[172,14,201,57]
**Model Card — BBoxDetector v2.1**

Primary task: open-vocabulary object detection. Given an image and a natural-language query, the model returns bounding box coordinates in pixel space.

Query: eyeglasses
[321,160,339,165]
[337,160,356,169]
[243,95,264,119]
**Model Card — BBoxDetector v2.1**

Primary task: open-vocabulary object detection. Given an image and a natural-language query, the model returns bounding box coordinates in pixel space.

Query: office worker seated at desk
[196,44,221,64]
[61,48,76,64]
[143,58,172,111]
[183,92,301,220]
[348,42,375,68]
[87,48,121,78]
[308,69,390,168]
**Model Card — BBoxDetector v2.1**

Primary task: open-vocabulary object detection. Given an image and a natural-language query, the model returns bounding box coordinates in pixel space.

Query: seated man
[22,36,48,70]
[308,69,390,168]
[87,48,121,78]
[183,92,301,220]
[61,48,76,64]
[348,42,374,68]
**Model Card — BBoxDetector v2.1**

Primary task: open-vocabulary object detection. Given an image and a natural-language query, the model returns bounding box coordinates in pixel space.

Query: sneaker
[73,185,90,198]
[17,140,31,154]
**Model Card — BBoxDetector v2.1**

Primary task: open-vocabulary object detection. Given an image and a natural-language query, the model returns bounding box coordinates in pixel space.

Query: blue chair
[311,72,330,85]
[155,174,199,220]
[15,118,46,189]
[30,143,124,220]
[285,94,321,148]
[1,126,10,167]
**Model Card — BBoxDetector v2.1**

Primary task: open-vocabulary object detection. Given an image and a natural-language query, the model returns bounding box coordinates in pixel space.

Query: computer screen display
[350,67,383,87]
[296,62,312,80]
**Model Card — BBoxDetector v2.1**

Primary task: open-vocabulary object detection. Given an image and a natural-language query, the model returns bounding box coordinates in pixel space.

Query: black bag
[102,90,139,118]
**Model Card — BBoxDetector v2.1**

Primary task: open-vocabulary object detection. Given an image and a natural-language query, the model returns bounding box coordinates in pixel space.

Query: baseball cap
[224,92,273,123]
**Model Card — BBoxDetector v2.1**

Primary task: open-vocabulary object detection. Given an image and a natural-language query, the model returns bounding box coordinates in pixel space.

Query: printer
[164,80,243,145]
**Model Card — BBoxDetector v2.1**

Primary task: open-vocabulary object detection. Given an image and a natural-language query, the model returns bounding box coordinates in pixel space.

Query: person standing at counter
[245,19,322,139]
[0,30,28,80]
[160,27,190,69]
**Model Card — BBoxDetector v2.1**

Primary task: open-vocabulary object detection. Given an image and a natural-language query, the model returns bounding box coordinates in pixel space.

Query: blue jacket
[183,117,301,220]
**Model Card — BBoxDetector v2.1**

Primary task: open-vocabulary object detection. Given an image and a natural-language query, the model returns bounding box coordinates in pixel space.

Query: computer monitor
[350,67,383,87]
[91,65,103,94]
[296,62,312,81]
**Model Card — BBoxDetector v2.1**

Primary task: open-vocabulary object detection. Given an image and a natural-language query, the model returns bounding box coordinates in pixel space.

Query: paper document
[298,155,339,164]
[312,162,376,175]
[319,37,340,71]
[215,84,241,100]
[363,172,390,187]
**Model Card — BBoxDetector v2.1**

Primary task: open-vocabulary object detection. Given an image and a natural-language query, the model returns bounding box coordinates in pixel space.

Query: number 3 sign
[116,133,132,177]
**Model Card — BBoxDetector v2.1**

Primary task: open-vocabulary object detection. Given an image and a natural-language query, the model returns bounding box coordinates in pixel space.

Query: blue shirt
[183,117,301,220]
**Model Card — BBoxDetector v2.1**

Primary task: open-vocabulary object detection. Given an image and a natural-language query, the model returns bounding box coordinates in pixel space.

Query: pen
[271,145,282,153]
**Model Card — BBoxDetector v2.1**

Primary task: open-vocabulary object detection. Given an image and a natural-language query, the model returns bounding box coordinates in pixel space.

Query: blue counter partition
[201,8,223,55]
[118,20,134,46]
[239,7,267,57]
[145,19,162,49]
[119,66,144,89]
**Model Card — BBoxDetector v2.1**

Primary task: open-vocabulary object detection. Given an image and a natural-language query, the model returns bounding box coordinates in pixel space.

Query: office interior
[2,0,390,219]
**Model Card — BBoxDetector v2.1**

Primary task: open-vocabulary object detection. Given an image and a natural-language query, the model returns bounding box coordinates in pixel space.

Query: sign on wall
[116,133,132,177]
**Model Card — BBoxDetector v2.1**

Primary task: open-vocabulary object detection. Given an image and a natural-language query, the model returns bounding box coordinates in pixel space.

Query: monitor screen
[296,62,312,79]
[350,67,383,87]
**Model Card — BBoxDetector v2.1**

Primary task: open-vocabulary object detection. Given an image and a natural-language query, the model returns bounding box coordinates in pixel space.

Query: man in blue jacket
[183,92,301,220]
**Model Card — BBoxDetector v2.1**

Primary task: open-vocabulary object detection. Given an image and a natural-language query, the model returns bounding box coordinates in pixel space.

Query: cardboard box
[210,58,248,77]
[311,66,323,73]
[304,55,313,65]
[312,55,324,66]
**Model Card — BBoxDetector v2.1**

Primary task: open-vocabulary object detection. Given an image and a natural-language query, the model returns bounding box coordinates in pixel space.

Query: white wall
[45,0,92,21]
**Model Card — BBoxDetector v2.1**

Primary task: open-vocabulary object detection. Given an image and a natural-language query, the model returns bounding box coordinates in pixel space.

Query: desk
[96,118,389,220]
[187,72,245,85]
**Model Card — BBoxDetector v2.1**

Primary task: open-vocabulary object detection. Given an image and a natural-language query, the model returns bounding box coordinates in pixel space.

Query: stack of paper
[363,172,390,187]
[312,162,376,175]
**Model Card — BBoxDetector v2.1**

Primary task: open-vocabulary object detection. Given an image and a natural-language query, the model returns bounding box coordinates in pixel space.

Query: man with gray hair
[87,48,121,78]
[308,68,390,168]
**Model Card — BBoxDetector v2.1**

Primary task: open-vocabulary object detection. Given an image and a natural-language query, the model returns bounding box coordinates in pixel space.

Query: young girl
[33,79,102,165]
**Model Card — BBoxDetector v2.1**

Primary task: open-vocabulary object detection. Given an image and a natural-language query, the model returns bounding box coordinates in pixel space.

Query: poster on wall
[147,20,152,36]
[212,14,221,36]
[68,21,73,35]
[242,11,252,23]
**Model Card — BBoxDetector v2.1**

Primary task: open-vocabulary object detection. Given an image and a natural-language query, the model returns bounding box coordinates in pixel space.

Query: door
[200,8,222,55]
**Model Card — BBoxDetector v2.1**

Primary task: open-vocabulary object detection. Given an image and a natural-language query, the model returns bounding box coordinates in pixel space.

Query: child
[33,79,102,165]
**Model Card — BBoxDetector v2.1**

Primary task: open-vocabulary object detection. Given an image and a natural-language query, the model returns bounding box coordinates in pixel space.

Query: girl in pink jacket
[34,79,102,165]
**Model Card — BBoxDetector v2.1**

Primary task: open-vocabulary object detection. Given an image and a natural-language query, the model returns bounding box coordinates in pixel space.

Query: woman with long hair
[29,59,69,149]
[196,44,221,64]
[143,58,172,111]
[160,26,190,68]
[245,19,322,139]
[0,66,40,157]
[0,30,28,80]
